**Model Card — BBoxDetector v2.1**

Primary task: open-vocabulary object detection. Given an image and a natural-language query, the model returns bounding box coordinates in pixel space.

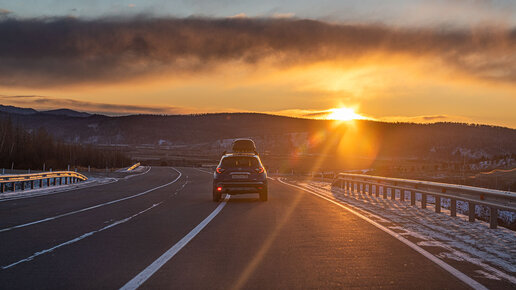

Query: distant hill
[41,109,91,118]
[0,104,38,115]
[0,104,90,118]
[1,105,515,161]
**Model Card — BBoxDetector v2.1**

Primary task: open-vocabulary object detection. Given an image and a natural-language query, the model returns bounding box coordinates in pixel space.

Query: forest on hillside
[2,111,516,161]
[0,118,131,171]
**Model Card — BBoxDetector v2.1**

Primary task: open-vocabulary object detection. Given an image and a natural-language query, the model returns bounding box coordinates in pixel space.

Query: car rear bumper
[215,181,266,194]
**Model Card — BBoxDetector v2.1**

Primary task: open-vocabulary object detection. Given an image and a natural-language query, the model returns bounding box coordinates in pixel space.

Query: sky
[0,0,515,127]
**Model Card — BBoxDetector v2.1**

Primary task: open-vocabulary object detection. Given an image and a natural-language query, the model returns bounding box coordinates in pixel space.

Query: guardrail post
[0,183,4,193]
[391,188,396,200]
[450,199,456,217]
[383,187,387,199]
[411,191,415,206]
[421,194,426,209]
[40,179,43,188]
[65,177,68,185]
[400,189,404,202]
[11,182,15,192]
[59,177,62,185]
[31,180,34,189]
[435,196,441,213]
[489,207,498,229]
[21,181,25,191]
[468,202,475,222]
[375,185,379,197]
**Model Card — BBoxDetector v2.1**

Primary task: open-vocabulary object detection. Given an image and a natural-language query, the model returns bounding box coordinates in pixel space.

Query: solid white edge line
[120,195,230,290]
[276,178,487,290]
[0,167,181,233]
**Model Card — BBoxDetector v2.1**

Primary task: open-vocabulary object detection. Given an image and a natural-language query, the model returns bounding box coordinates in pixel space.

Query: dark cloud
[0,17,514,87]
[421,115,447,121]
[0,95,185,115]
[301,111,328,118]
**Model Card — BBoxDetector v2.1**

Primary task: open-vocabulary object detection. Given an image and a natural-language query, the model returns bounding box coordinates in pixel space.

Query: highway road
[0,167,501,289]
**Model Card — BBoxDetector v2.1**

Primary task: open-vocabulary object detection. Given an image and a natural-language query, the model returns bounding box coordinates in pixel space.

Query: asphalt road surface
[0,167,490,289]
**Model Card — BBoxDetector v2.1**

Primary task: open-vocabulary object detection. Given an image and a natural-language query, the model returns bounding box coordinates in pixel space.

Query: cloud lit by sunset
[0,1,514,127]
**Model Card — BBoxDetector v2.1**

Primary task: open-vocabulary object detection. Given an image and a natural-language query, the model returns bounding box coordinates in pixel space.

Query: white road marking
[120,195,230,290]
[1,201,166,270]
[277,178,488,290]
[0,167,182,233]
[123,166,152,179]
[194,168,213,174]
[0,166,152,203]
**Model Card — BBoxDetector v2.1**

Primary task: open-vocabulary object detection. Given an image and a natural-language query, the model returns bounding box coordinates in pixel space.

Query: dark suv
[213,153,268,201]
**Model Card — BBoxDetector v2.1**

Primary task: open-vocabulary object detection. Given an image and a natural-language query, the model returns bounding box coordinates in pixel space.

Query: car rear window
[221,156,260,168]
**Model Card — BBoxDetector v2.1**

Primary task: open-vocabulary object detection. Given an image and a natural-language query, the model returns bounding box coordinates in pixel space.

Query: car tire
[259,188,268,201]
[213,190,221,202]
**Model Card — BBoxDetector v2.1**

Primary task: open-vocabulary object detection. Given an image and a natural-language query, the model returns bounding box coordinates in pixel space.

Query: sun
[325,107,366,121]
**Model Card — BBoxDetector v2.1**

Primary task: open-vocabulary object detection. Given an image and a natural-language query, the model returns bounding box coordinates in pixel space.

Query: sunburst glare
[325,107,367,121]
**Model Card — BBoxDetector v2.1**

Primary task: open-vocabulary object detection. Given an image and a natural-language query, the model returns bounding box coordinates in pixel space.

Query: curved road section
[0,167,511,289]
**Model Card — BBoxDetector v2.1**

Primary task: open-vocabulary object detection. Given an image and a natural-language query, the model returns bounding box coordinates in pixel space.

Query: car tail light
[217,187,222,191]
[255,167,264,173]
[216,167,225,174]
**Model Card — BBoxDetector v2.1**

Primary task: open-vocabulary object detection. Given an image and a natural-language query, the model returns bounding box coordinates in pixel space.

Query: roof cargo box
[232,138,257,153]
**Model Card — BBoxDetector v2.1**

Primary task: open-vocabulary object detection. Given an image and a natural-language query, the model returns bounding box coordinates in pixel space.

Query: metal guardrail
[332,173,516,229]
[127,162,141,171]
[0,171,88,194]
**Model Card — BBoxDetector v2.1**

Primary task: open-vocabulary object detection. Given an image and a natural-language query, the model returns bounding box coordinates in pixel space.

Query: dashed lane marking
[0,168,182,233]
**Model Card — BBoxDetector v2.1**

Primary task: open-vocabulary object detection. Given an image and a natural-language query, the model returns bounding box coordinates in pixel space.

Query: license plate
[232,174,248,179]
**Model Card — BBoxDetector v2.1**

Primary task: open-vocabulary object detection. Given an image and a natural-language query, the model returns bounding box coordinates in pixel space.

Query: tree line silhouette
[0,118,131,171]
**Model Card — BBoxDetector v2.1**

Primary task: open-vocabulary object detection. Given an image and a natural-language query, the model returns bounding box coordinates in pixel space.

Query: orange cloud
[0,17,514,88]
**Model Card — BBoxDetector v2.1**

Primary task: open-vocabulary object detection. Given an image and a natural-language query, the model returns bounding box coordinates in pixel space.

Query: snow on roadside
[289,179,516,284]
